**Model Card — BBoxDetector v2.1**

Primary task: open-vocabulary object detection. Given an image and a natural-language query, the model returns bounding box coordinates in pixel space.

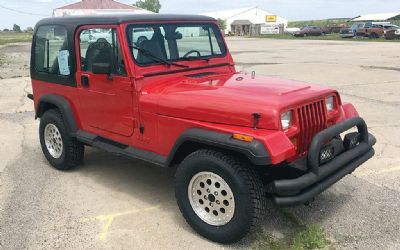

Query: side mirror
[92,62,111,75]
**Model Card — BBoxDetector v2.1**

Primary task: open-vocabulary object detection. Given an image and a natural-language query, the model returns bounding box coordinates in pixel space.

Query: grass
[252,209,331,250]
[292,225,331,250]
[288,19,400,28]
[256,33,400,42]
[288,18,350,28]
[0,31,32,46]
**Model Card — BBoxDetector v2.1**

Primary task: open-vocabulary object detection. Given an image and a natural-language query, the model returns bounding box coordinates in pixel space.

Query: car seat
[137,29,167,64]
[84,39,112,72]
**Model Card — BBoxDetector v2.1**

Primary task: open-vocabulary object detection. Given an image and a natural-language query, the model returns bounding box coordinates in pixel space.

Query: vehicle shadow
[78,147,350,248]
[77,147,188,225]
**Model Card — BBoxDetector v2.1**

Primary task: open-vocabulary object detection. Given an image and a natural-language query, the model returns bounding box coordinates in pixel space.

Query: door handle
[81,75,89,88]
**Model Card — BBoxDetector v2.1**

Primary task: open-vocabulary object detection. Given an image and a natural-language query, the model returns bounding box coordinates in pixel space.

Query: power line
[0,3,48,17]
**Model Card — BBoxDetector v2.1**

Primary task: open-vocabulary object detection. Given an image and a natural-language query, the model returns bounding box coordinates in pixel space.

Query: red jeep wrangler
[30,15,376,243]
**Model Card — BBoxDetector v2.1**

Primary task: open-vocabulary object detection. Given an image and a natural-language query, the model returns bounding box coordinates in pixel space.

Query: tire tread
[176,149,267,243]
[40,109,84,170]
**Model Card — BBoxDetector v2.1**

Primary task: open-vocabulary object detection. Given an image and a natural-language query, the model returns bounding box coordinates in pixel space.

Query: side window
[79,28,126,76]
[34,25,70,76]
[209,28,222,55]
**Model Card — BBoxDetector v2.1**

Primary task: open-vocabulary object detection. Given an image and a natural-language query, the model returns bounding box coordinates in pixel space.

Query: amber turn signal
[232,134,254,142]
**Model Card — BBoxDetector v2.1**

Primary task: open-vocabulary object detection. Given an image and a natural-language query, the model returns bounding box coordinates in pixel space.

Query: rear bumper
[271,117,376,206]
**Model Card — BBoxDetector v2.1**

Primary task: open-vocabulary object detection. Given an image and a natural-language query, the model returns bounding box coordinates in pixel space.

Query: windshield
[126,23,227,66]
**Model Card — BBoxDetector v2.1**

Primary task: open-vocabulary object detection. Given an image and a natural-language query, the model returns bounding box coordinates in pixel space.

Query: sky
[0,0,399,29]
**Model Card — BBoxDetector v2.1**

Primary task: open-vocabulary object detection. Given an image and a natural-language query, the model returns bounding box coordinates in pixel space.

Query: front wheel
[175,149,266,243]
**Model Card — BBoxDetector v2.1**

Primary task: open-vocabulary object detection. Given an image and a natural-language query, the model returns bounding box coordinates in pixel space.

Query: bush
[13,24,22,33]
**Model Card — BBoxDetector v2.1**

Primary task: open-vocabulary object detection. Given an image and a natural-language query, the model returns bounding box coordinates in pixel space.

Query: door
[76,25,135,137]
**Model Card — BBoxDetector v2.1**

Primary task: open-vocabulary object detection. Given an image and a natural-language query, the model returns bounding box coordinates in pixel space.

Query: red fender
[342,103,359,119]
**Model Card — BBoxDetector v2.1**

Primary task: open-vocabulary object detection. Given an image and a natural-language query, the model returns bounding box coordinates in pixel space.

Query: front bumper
[271,117,376,206]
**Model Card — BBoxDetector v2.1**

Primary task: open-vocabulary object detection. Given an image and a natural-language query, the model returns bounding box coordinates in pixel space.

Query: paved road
[0,39,399,249]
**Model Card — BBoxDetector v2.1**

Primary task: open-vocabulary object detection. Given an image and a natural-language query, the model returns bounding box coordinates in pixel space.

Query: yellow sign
[266,15,277,22]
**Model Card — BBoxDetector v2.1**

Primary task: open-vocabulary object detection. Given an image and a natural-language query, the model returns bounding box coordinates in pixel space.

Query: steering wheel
[183,50,201,58]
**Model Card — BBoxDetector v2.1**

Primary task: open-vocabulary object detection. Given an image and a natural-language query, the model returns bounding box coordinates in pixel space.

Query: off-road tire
[39,109,84,170]
[175,149,266,243]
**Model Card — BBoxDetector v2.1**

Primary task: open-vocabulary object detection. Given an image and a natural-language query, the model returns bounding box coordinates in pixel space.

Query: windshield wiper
[130,45,189,68]
[181,56,211,62]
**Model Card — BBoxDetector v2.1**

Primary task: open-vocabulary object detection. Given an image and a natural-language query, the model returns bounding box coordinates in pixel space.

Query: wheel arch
[36,94,79,136]
[166,128,271,167]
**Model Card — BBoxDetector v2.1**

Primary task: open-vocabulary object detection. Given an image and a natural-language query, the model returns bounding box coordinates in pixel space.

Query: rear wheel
[369,32,379,39]
[175,149,266,243]
[39,109,84,170]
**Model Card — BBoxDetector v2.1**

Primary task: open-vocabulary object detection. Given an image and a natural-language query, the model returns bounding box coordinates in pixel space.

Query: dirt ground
[0,42,31,79]
[0,39,399,249]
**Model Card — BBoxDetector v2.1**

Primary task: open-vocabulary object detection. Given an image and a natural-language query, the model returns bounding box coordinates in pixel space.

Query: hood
[140,73,336,129]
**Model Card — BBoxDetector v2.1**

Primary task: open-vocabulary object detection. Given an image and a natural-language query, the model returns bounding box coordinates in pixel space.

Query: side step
[76,130,167,167]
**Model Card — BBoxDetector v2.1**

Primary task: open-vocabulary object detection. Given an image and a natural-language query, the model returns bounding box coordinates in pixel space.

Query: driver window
[176,27,211,57]
[79,28,126,76]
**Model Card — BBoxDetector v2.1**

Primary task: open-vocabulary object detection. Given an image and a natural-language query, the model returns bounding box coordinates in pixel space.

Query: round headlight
[281,110,292,130]
[326,96,335,112]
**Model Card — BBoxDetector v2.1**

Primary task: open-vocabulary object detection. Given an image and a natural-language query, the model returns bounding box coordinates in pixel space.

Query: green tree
[13,24,22,33]
[217,18,226,31]
[134,0,161,13]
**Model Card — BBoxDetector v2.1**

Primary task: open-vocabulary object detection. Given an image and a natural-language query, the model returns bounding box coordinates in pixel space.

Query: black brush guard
[272,117,376,206]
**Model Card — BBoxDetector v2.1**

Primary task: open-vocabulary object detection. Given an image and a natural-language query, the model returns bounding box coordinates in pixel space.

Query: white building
[351,12,400,22]
[201,6,288,35]
[53,0,152,17]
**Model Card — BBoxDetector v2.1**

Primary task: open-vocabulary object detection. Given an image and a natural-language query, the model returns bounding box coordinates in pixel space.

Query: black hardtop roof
[36,14,216,27]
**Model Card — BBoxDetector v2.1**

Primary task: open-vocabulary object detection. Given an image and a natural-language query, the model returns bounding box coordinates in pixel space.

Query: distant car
[340,28,354,38]
[80,29,112,43]
[380,24,400,30]
[293,26,323,37]
[354,22,384,38]
[339,23,360,38]
[323,24,348,34]
[131,27,154,45]
[383,25,400,40]
[284,27,301,35]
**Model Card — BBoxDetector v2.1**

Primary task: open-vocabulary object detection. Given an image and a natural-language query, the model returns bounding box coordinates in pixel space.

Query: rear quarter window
[34,25,70,76]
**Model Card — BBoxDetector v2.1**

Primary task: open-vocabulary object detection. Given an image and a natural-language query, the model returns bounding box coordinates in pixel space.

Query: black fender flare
[166,128,271,166]
[36,94,78,136]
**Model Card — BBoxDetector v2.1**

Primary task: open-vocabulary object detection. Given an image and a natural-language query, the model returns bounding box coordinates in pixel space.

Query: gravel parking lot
[0,38,399,249]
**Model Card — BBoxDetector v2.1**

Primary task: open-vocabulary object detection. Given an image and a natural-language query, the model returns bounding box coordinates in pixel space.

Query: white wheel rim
[188,171,235,226]
[44,124,63,159]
